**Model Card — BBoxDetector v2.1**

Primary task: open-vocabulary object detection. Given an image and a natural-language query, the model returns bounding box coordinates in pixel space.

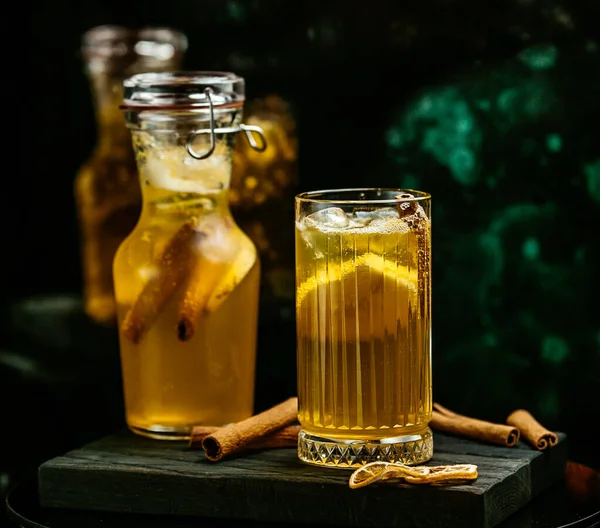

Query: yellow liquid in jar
[114,187,260,439]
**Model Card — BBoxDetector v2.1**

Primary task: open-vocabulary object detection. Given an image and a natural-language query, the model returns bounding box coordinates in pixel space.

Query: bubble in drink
[305,207,350,230]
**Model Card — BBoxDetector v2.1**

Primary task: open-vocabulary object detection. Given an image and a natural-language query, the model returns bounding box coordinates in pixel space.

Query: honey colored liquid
[75,116,141,325]
[296,208,431,442]
[114,187,260,438]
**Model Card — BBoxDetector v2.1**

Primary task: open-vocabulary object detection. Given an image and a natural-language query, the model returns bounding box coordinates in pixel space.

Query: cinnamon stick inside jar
[431,403,520,447]
[121,222,199,344]
[176,229,257,342]
[175,216,230,342]
[189,424,300,450]
[506,409,558,450]
[176,256,229,342]
[201,397,299,461]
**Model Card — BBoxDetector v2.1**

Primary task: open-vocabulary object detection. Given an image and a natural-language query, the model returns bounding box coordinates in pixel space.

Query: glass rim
[123,70,243,89]
[81,25,188,60]
[121,71,245,111]
[295,188,431,205]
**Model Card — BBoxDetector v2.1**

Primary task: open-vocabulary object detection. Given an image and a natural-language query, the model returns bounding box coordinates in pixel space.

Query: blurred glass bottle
[75,25,188,325]
[230,95,298,306]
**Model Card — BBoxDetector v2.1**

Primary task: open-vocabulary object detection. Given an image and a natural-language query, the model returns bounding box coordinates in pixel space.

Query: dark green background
[7,0,600,498]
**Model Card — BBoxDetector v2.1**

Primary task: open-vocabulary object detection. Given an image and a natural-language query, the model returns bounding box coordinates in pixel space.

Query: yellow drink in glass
[295,189,432,467]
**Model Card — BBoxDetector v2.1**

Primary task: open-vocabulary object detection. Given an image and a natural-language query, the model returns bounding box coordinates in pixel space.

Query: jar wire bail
[186,88,267,160]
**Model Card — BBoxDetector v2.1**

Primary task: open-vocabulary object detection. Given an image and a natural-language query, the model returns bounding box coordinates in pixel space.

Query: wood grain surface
[38,430,567,528]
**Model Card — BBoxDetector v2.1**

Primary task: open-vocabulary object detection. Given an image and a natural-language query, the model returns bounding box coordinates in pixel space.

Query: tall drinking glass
[295,189,432,468]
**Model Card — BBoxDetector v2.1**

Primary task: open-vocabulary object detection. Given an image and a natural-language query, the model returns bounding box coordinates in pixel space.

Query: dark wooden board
[37,430,567,528]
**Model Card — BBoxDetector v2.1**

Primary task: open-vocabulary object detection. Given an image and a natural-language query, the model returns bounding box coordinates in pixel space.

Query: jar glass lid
[121,71,245,110]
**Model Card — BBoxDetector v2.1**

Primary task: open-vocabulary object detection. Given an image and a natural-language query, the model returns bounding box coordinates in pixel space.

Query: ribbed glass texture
[295,189,432,467]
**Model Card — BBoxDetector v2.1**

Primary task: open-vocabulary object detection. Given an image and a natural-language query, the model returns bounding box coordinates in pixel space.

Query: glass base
[298,427,433,469]
[129,424,191,441]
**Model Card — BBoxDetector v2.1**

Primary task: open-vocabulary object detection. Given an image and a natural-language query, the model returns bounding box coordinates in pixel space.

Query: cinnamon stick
[395,193,431,302]
[506,409,558,450]
[121,222,199,344]
[177,222,256,341]
[176,255,230,342]
[201,397,298,461]
[189,424,300,450]
[431,403,520,447]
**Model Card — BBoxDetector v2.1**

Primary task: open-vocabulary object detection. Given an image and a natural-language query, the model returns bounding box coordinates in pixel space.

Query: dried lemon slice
[349,461,430,489]
[349,462,478,489]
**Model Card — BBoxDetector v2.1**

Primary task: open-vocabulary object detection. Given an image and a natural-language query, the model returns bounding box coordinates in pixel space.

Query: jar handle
[240,124,267,152]
[186,88,267,160]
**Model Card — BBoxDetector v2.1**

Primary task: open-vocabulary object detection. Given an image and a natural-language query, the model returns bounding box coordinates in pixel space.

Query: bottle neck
[87,72,132,150]
[128,110,242,221]
[132,134,237,223]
